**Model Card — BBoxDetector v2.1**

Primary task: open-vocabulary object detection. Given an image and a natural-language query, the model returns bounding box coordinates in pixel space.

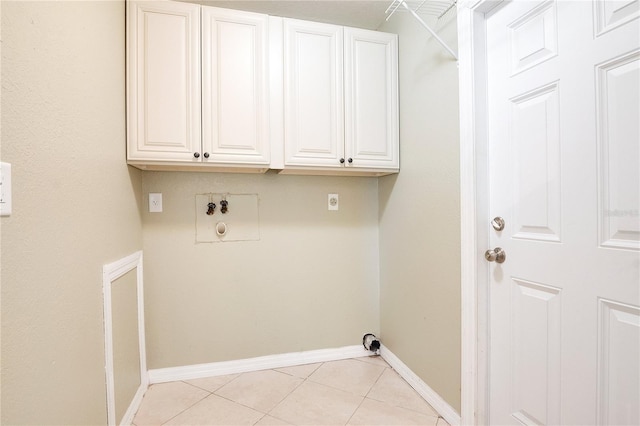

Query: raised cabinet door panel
[127,1,201,162]
[202,8,270,164]
[344,28,399,169]
[284,19,344,167]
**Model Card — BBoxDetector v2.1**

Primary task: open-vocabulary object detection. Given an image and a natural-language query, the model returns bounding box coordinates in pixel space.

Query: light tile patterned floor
[133,356,452,426]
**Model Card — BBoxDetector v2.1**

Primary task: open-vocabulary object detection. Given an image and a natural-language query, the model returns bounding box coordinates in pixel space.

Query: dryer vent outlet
[362,333,380,353]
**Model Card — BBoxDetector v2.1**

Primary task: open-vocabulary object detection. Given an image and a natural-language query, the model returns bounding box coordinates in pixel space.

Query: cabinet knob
[203,152,210,159]
[340,158,345,164]
[193,152,200,159]
[348,158,353,164]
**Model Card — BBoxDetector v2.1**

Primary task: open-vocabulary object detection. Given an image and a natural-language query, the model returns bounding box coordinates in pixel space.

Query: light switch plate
[149,193,162,213]
[0,162,12,216]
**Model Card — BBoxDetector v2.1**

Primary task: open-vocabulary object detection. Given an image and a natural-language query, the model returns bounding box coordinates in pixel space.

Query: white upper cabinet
[283,19,345,168]
[127,1,201,163]
[281,20,399,175]
[126,1,398,175]
[127,1,270,171]
[344,28,399,170]
[202,7,270,165]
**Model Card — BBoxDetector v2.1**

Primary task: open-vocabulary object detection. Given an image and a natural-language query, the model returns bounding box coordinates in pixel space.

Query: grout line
[158,386,211,426]
[140,357,443,425]
[343,361,388,425]
[263,363,323,426]
[254,413,269,425]
[179,380,216,395]
[343,395,366,426]
[267,368,308,414]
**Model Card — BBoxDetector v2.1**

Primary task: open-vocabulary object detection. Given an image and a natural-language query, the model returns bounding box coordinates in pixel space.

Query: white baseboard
[380,345,461,426]
[120,377,148,426]
[148,345,371,384]
[145,343,460,426]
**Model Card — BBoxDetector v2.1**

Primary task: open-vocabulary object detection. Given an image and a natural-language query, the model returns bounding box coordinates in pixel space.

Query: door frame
[457,1,506,424]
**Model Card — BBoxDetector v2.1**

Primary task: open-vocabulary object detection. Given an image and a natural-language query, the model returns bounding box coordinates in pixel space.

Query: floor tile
[366,368,439,416]
[437,417,451,426]
[308,358,385,396]
[275,362,322,379]
[132,381,209,425]
[185,373,239,392]
[353,355,389,368]
[163,394,263,425]
[133,356,448,426]
[255,415,293,425]
[270,381,363,425]
[348,398,439,425]
[215,369,303,412]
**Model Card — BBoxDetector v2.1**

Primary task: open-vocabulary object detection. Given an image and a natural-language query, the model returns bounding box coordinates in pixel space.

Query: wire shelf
[385,0,458,60]
[385,0,457,20]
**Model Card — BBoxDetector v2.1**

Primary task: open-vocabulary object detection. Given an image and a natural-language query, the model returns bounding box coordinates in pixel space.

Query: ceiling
[180,1,394,30]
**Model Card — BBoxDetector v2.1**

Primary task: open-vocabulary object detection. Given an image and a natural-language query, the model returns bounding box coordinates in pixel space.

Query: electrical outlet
[149,193,163,213]
[328,193,339,211]
[0,162,12,217]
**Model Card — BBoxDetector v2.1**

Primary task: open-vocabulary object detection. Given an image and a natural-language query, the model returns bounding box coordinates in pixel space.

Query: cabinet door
[284,19,344,167]
[344,28,399,169]
[127,1,201,162]
[202,7,270,165]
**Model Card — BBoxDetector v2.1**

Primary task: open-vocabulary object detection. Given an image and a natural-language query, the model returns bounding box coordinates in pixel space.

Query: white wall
[378,12,462,412]
[0,1,143,424]
[142,172,380,369]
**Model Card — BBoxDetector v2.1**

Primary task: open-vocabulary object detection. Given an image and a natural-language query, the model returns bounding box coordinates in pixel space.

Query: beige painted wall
[1,1,143,424]
[378,13,462,411]
[142,172,380,369]
[0,1,461,421]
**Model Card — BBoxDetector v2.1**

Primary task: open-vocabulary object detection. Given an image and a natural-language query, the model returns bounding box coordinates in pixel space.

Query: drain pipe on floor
[362,333,381,354]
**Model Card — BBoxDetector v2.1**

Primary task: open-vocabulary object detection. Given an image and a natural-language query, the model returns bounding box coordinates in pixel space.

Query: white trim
[102,251,148,426]
[120,383,147,426]
[458,1,505,425]
[380,345,461,426]
[147,344,459,424]
[148,345,371,384]
[457,3,479,425]
[268,15,284,169]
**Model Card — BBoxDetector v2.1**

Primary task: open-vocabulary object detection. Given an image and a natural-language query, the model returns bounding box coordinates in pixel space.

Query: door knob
[485,247,506,263]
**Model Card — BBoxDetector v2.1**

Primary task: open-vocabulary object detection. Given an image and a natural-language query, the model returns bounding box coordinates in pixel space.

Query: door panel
[344,28,399,169]
[511,278,562,426]
[507,0,558,76]
[596,51,640,250]
[510,82,561,242]
[202,7,269,164]
[598,299,640,426]
[486,1,640,425]
[594,0,640,36]
[127,1,201,161]
[284,19,344,167]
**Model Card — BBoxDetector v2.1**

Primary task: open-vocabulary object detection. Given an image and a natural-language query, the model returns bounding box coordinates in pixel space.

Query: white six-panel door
[486,1,639,424]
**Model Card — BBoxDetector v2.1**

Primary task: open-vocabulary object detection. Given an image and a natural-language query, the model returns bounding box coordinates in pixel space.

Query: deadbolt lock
[491,217,505,231]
